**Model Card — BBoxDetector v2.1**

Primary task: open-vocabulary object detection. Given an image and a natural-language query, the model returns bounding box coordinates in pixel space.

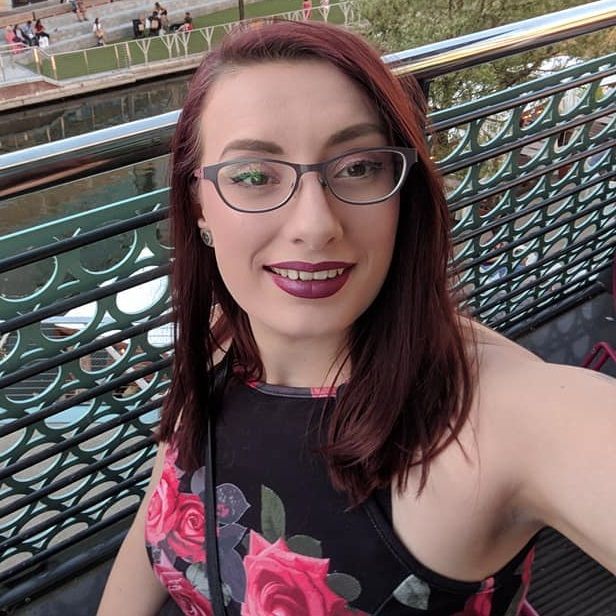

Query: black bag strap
[205,413,226,615]
[204,356,231,616]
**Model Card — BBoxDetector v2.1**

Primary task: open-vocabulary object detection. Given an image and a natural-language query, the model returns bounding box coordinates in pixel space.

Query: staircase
[15,0,259,53]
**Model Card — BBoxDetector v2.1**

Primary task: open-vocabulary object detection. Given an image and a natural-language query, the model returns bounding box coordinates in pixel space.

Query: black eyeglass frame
[193,146,418,213]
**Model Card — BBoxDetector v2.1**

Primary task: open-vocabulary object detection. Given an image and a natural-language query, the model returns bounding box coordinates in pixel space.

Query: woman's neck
[250,325,350,388]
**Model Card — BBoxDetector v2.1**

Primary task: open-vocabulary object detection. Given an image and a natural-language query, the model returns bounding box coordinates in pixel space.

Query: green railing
[0,1,614,609]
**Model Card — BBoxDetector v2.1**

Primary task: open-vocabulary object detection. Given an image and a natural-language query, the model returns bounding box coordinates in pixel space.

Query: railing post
[51,53,58,81]
[33,46,41,76]
[83,49,89,75]
[125,42,132,69]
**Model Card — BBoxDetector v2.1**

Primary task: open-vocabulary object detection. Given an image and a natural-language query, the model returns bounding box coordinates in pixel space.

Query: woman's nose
[284,171,344,250]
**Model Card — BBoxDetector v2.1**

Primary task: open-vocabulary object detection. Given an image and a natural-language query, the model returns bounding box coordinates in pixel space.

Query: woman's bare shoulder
[461,317,614,424]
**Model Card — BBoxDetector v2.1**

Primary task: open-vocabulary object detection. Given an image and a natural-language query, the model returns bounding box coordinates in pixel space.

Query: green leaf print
[287,534,323,558]
[327,572,362,602]
[393,574,431,609]
[186,563,210,598]
[261,485,286,542]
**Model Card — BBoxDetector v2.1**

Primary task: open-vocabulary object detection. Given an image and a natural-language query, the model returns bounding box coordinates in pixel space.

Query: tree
[356,0,613,112]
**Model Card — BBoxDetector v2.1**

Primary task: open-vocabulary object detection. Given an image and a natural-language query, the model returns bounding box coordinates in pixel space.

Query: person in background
[148,11,161,36]
[11,25,25,47]
[178,13,193,32]
[134,15,146,38]
[320,0,330,20]
[34,19,50,45]
[20,20,37,46]
[302,0,312,20]
[92,17,105,45]
[159,8,169,34]
[76,0,88,21]
[4,25,22,54]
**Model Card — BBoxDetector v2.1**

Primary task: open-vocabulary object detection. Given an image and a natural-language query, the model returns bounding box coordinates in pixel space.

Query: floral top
[145,380,536,615]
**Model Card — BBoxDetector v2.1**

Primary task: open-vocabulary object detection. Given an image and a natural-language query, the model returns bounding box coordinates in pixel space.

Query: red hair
[158,20,475,504]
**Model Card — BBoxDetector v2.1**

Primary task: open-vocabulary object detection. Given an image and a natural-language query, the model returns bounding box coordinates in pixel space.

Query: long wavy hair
[158,19,476,505]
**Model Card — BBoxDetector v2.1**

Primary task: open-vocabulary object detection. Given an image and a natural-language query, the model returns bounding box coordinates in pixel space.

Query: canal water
[0,73,191,155]
[0,73,192,237]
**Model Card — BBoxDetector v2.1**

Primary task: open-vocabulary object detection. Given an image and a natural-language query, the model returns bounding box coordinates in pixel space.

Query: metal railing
[0,0,614,609]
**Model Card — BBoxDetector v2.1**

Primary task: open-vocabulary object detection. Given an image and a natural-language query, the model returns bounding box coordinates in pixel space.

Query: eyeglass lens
[216,148,405,211]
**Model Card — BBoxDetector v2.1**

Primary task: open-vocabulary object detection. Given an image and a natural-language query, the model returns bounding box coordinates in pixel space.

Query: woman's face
[196,60,399,349]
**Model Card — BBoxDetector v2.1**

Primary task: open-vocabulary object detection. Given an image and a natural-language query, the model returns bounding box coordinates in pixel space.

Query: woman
[320,0,330,21]
[4,25,20,54]
[98,20,615,616]
[92,17,105,45]
[34,19,50,45]
[76,0,88,22]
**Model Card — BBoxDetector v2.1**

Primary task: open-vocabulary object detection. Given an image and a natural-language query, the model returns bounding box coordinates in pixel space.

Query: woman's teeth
[270,267,345,281]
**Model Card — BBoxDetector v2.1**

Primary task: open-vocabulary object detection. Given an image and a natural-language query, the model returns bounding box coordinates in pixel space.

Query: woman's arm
[515,363,616,573]
[97,442,169,615]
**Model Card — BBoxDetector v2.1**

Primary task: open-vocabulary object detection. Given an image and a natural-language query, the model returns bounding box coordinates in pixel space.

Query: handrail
[0,0,614,200]
[384,0,615,78]
[0,111,180,198]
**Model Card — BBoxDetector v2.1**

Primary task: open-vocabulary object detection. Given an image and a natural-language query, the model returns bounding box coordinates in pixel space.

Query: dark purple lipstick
[265,261,353,299]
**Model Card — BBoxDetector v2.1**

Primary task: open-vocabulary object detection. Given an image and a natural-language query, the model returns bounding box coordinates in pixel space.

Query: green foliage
[356,0,613,110]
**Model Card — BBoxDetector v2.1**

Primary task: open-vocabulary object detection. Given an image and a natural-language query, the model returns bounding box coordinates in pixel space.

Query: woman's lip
[268,268,351,299]
[265,261,353,272]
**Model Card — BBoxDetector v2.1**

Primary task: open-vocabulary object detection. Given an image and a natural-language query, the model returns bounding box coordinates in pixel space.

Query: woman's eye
[230,169,275,187]
[336,159,384,179]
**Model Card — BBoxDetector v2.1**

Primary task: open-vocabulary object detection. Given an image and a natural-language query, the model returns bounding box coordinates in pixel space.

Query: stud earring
[200,228,214,247]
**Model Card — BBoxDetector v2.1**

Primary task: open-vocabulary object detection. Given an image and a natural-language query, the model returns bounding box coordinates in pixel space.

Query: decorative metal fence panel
[0,189,172,602]
[434,54,615,332]
[0,7,614,610]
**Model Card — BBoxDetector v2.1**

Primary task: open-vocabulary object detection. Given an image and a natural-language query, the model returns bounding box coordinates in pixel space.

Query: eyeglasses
[194,146,417,213]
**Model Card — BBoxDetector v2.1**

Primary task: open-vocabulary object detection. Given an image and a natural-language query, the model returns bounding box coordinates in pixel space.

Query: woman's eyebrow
[221,139,283,157]
[324,123,384,147]
[219,123,383,158]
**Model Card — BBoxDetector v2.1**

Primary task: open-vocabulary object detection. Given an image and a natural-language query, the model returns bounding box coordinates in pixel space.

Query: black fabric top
[145,378,536,615]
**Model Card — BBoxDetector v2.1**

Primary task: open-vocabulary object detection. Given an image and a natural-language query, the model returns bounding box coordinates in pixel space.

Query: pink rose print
[521,547,535,586]
[154,564,213,616]
[146,462,180,544]
[167,493,207,562]
[167,443,179,467]
[516,548,537,616]
[241,531,366,616]
[453,577,494,616]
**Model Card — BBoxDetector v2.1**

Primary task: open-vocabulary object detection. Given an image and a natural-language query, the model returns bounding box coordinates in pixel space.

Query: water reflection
[0,156,170,237]
[0,73,190,154]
